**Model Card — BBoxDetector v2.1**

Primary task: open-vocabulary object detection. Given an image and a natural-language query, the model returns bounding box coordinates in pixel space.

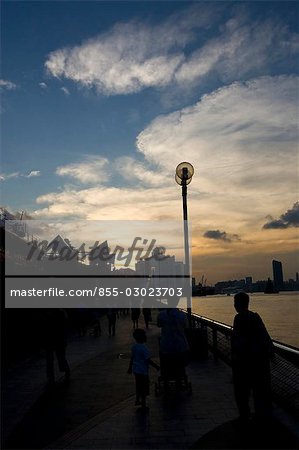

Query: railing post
[188,311,192,329]
[212,328,218,362]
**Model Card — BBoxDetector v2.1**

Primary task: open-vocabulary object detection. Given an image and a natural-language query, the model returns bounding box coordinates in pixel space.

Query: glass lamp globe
[175,162,194,181]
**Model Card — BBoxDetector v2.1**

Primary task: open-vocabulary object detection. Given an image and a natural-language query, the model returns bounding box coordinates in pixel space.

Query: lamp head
[175,162,194,185]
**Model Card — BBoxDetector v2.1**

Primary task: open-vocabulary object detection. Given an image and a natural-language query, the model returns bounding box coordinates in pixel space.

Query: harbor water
[191,291,299,348]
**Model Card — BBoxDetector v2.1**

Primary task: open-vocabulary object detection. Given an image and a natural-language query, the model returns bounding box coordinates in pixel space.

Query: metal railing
[185,311,299,417]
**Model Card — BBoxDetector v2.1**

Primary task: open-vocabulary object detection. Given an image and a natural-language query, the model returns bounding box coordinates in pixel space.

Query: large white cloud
[33,75,298,281]
[137,75,298,200]
[44,6,298,95]
[45,19,188,94]
[36,75,298,226]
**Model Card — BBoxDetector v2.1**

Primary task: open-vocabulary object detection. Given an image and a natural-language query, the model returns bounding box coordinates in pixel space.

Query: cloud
[26,170,41,178]
[32,74,298,284]
[203,230,240,242]
[39,82,48,89]
[0,79,17,90]
[44,5,298,95]
[56,156,109,184]
[282,202,299,227]
[56,155,163,187]
[34,185,178,220]
[45,20,185,95]
[0,172,20,181]
[33,75,298,226]
[136,75,298,199]
[61,86,70,96]
[1,170,41,181]
[114,157,163,187]
[263,202,299,229]
[175,16,299,86]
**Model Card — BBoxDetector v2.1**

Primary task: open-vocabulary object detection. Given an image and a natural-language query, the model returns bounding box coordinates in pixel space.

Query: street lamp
[175,162,194,326]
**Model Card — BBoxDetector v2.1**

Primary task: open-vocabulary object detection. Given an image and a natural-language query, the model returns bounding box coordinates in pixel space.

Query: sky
[1,1,298,284]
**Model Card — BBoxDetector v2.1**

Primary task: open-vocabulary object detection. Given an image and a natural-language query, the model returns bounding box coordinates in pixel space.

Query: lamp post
[175,162,194,327]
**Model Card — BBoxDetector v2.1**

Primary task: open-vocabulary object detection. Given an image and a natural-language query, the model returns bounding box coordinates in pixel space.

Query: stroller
[155,349,192,395]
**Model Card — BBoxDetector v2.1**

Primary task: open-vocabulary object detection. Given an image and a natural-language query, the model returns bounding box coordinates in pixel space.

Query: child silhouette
[128,328,159,412]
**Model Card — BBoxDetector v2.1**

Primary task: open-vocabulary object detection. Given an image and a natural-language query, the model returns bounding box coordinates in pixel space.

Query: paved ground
[2,311,299,450]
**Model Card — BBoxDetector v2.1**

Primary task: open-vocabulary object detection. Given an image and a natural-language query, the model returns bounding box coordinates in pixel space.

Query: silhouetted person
[232,292,274,424]
[157,308,189,385]
[74,307,88,337]
[42,309,70,385]
[131,308,140,329]
[127,328,159,411]
[107,309,117,336]
[142,308,152,329]
[91,309,101,337]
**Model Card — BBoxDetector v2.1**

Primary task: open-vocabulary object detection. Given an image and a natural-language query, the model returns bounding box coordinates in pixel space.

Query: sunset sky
[1,1,298,284]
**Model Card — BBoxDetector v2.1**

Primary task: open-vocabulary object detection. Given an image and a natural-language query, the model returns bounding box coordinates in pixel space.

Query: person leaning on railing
[231,291,275,425]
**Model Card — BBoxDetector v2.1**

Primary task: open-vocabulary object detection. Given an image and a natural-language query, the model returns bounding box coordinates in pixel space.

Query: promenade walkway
[2,311,298,449]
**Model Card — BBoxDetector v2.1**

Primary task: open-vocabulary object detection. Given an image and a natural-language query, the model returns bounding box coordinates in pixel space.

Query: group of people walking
[42,292,275,423]
[107,308,152,335]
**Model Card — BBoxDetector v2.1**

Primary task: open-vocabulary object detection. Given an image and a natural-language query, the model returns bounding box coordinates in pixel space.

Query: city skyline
[1,1,298,284]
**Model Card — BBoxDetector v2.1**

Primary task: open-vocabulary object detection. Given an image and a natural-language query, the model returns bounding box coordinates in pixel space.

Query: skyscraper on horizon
[272,260,284,290]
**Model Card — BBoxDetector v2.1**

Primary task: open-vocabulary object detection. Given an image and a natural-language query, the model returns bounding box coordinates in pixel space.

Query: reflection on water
[190,291,299,348]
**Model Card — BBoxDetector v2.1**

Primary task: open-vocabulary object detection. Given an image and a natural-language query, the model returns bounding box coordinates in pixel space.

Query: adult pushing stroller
[155,308,192,395]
